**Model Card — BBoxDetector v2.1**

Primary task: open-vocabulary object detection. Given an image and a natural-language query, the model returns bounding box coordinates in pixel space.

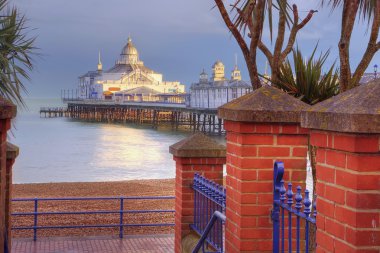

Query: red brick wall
[5,155,16,250]
[0,118,11,251]
[311,130,380,252]
[174,156,225,253]
[224,121,309,252]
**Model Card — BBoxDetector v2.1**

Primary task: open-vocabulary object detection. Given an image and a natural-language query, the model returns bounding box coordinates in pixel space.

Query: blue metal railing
[272,161,317,253]
[12,196,175,241]
[191,173,226,253]
[192,211,226,253]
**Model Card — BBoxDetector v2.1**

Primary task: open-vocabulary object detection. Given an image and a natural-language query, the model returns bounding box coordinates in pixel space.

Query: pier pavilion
[189,60,253,109]
[78,37,185,100]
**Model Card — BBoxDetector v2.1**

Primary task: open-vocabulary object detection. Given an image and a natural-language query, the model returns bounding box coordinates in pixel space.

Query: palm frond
[320,0,376,22]
[273,45,339,105]
[0,0,36,106]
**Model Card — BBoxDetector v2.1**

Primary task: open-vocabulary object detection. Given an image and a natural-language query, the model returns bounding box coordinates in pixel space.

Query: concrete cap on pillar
[301,80,380,133]
[218,85,310,123]
[0,97,16,119]
[169,133,226,158]
[6,142,19,160]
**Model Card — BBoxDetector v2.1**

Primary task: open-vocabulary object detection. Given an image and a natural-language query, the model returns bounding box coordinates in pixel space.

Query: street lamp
[374,64,378,79]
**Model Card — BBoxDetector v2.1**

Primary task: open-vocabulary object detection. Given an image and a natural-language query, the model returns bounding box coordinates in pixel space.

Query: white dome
[213,60,224,68]
[120,37,139,64]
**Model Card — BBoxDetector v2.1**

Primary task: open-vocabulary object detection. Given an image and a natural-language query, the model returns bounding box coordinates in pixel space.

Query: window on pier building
[232,88,237,99]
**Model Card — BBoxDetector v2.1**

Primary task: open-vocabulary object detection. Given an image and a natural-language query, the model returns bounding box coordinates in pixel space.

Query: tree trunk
[246,60,262,90]
[308,144,317,252]
[338,1,359,92]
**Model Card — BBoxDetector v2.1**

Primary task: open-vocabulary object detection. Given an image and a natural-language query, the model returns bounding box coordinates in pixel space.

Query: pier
[41,101,224,135]
[39,107,69,118]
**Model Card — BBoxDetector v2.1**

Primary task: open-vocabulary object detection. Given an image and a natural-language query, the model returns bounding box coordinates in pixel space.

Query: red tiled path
[12,234,174,253]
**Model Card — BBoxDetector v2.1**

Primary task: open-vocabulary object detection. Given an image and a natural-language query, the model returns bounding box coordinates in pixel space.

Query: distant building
[113,86,187,104]
[190,60,253,109]
[360,73,378,84]
[78,37,185,100]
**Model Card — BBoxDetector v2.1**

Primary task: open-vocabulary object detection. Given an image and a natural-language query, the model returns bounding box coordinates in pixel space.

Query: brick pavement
[12,234,174,253]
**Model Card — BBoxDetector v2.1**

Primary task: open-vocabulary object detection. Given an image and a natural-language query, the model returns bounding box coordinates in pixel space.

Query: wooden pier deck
[41,101,224,135]
[40,107,69,118]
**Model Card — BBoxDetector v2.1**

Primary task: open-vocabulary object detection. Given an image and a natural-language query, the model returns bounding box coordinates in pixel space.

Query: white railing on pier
[64,99,188,109]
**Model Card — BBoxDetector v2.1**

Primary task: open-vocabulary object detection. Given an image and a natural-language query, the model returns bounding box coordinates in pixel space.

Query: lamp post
[374,64,378,79]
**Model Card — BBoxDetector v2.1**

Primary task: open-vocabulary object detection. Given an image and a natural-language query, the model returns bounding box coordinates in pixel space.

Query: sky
[15,0,379,98]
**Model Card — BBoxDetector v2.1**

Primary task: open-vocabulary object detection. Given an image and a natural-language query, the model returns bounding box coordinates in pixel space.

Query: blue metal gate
[191,173,226,253]
[272,161,317,253]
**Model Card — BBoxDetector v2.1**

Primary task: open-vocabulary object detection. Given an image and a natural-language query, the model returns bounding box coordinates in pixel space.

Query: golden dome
[121,37,138,56]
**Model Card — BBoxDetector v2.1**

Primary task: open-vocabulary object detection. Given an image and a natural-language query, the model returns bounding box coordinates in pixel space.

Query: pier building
[189,60,253,109]
[360,72,378,84]
[78,37,185,100]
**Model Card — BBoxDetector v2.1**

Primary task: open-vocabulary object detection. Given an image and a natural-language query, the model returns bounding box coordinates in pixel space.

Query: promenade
[12,234,174,253]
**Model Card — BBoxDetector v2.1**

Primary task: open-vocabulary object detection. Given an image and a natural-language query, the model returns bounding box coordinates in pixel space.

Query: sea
[10,98,198,184]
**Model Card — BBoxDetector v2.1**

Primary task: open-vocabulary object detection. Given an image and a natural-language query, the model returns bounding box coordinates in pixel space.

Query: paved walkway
[12,234,174,253]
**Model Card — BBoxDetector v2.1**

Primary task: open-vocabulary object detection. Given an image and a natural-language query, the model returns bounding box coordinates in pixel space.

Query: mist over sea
[10,98,194,184]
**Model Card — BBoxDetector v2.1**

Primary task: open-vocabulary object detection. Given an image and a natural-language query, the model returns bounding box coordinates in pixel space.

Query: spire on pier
[97,51,103,71]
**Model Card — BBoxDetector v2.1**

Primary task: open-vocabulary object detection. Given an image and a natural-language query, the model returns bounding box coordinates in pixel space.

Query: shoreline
[13,178,175,197]
[12,179,175,238]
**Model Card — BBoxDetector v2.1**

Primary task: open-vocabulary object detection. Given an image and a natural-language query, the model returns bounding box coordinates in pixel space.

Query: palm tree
[0,0,35,105]
[274,46,339,105]
[213,0,317,89]
[321,0,379,91]
[273,45,340,252]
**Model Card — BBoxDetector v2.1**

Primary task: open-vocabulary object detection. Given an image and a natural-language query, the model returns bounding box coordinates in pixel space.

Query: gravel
[11,179,175,238]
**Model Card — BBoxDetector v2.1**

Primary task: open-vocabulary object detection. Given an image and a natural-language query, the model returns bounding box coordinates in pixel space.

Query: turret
[97,51,103,72]
[231,54,241,81]
[212,60,225,81]
[262,61,270,85]
[199,69,208,83]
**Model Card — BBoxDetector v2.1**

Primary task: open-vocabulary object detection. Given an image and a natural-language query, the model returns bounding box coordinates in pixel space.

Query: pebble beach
[11,179,175,238]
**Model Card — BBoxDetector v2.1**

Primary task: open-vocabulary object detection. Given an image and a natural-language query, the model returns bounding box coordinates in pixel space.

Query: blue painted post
[219,184,224,251]
[295,186,303,253]
[280,180,286,253]
[194,174,198,230]
[119,198,124,238]
[211,182,216,245]
[222,186,226,252]
[273,161,284,253]
[304,190,311,253]
[204,181,209,251]
[287,183,293,253]
[33,198,38,241]
[200,177,205,232]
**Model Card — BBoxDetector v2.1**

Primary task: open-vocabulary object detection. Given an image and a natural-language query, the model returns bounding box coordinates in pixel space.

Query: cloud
[10,0,380,98]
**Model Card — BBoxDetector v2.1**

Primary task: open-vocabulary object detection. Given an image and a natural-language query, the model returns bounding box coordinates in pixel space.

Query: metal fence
[272,161,317,253]
[12,196,175,241]
[191,173,226,253]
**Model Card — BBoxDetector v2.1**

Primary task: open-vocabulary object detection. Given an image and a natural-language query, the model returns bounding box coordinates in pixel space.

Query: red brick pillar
[218,86,310,252]
[302,81,380,252]
[170,133,226,253]
[5,143,19,251]
[0,99,16,252]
